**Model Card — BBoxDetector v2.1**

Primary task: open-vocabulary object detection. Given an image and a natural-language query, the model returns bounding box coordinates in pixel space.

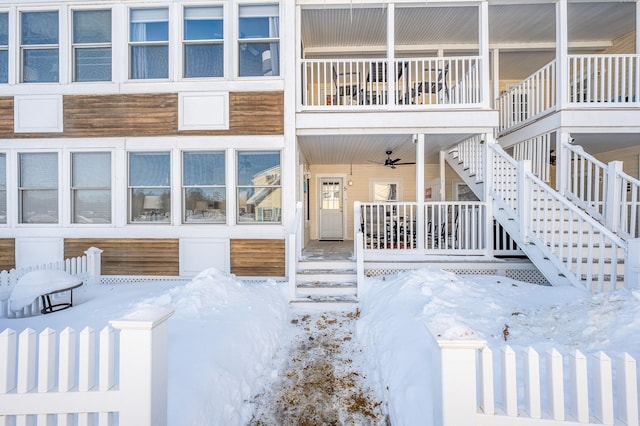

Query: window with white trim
[0,153,5,223]
[19,153,58,224]
[129,8,168,79]
[237,151,281,223]
[21,11,59,83]
[73,9,112,82]
[72,152,111,224]
[183,6,223,78]
[0,13,8,84]
[129,152,171,223]
[238,4,279,77]
[183,151,226,223]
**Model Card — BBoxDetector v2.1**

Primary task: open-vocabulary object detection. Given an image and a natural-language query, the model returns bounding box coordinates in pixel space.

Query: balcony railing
[300,56,482,109]
[498,54,640,133]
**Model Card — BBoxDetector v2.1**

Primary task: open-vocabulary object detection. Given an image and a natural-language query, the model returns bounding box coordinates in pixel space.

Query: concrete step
[297,259,356,271]
[296,272,357,283]
[290,295,358,312]
[297,281,357,297]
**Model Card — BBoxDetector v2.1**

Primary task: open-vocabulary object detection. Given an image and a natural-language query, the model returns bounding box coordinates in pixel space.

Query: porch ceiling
[297,134,471,165]
[301,1,636,80]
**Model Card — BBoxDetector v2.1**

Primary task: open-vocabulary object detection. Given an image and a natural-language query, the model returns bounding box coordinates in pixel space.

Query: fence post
[84,247,103,286]
[626,239,640,289]
[605,161,623,232]
[432,338,486,425]
[110,307,175,426]
[517,160,532,244]
[356,232,364,299]
[287,233,297,301]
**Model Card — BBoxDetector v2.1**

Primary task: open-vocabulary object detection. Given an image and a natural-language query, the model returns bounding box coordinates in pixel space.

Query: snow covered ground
[2,267,640,425]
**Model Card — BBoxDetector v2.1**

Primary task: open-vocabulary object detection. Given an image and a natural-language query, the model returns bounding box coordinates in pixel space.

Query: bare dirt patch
[248,310,388,425]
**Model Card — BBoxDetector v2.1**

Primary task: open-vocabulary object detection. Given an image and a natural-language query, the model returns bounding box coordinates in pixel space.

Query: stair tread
[292,295,358,303]
[297,281,357,288]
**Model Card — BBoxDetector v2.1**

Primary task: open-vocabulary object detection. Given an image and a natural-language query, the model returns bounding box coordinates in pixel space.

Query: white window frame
[71,8,112,82]
[128,151,172,224]
[18,151,59,224]
[370,178,402,202]
[0,11,8,84]
[128,7,169,80]
[182,5,224,79]
[236,150,281,224]
[71,151,112,225]
[19,9,60,83]
[237,3,280,78]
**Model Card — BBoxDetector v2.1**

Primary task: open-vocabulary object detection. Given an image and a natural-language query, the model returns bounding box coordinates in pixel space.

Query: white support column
[387,3,396,106]
[432,338,487,425]
[356,232,364,299]
[605,161,623,232]
[287,233,297,301]
[479,1,490,109]
[517,160,532,244]
[555,132,571,194]
[556,0,569,110]
[110,307,174,426]
[491,49,500,110]
[295,4,302,112]
[416,134,425,251]
[483,134,495,257]
[439,150,446,201]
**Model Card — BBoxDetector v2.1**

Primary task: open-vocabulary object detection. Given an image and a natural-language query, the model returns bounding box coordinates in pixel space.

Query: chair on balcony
[411,63,450,104]
[363,62,404,105]
[332,66,361,105]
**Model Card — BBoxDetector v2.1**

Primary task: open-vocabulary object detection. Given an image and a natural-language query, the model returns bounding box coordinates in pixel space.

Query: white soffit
[179,92,229,131]
[14,95,63,133]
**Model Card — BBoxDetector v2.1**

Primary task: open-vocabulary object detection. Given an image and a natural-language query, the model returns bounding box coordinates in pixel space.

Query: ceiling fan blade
[368,160,385,165]
[394,162,416,165]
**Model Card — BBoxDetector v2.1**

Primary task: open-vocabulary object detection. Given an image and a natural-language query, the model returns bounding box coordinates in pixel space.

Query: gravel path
[248,310,389,426]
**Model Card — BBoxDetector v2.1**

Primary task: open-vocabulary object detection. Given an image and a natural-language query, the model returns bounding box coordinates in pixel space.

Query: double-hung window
[21,11,59,83]
[72,10,112,82]
[238,4,279,77]
[237,151,281,223]
[129,152,170,223]
[19,153,58,224]
[72,152,111,224]
[130,8,168,79]
[183,151,226,223]
[183,6,223,78]
[0,154,5,223]
[0,13,8,83]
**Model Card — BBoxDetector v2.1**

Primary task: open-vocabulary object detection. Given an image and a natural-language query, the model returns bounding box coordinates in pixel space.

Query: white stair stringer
[445,151,484,201]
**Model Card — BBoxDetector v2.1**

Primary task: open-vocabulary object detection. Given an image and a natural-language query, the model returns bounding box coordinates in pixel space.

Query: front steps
[289,259,358,311]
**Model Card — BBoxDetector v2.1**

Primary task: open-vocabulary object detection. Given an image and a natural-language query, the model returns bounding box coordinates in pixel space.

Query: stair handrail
[489,143,628,292]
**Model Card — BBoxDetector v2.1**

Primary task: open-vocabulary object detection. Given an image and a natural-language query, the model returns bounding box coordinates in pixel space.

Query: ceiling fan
[369,150,416,169]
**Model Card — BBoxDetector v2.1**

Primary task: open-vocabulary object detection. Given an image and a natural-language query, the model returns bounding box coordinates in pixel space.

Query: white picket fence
[431,334,639,425]
[0,307,174,425]
[0,247,102,318]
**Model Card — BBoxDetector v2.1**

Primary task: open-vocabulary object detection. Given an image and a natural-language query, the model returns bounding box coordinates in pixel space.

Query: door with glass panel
[319,177,344,240]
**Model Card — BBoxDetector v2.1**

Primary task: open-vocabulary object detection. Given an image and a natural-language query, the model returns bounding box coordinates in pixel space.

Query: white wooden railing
[497,60,556,133]
[0,307,174,425]
[454,135,484,182]
[300,56,482,108]
[616,169,640,239]
[511,132,553,183]
[359,202,418,250]
[489,142,628,292]
[429,332,639,425]
[0,247,102,318]
[569,54,640,104]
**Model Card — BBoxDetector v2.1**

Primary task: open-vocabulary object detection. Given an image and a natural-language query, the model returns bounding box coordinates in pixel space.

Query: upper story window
[0,153,5,224]
[238,4,279,77]
[72,10,112,82]
[130,8,168,79]
[183,6,223,78]
[21,11,59,83]
[183,151,226,223]
[129,152,171,223]
[19,153,58,224]
[237,151,281,223]
[72,152,111,224]
[0,13,8,84]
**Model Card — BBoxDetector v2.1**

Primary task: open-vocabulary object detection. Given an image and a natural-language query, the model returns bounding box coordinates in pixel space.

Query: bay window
[19,153,58,224]
[130,8,168,79]
[21,11,59,83]
[73,10,112,82]
[0,13,7,83]
[72,152,111,224]
[129,152,170,223]
[237,151,281,223]
[183,151,226,223]
[238,4,279,77]
[183,6,223,78]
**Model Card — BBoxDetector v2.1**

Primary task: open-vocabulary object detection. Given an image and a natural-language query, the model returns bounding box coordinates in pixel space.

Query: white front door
[319,177,344,240]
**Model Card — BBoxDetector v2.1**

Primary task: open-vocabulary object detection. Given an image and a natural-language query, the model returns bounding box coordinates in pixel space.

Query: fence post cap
[110,306,175,331]
[436,339,487,350]
[85,247,104,255]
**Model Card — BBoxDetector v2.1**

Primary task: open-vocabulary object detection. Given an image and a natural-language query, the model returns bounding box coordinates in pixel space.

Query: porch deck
[301,239,354,261]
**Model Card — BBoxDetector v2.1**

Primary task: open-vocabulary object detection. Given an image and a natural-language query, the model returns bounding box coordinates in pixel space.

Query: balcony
[300,57,483,111]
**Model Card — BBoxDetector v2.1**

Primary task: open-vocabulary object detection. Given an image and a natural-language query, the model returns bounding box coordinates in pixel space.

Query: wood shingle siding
[0,239,15,271]
[0,91,283,138]
[230,239,285,277]
[64,238,179,276]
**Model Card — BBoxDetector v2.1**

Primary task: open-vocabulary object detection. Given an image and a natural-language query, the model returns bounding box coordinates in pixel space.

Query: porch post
[479,0,490,109]
[605,161,623,233]
[517,160,532,244]
[555,132,571,194]
[556,0,569,109]
[416,134,425,251]
[491,49,500,110]
[387,3,396,106]
[483,135,495,257]
[439,150,446,201]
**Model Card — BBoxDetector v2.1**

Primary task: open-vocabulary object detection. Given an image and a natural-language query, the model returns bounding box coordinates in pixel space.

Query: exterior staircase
[447,138,630,292]
[289,259,359,311]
